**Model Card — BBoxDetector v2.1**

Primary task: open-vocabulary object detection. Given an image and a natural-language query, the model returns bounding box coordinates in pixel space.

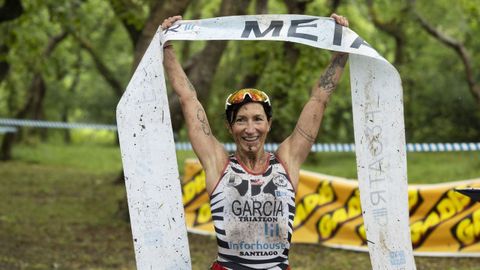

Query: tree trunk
[0,32,68,160]
[256,0,269,14]
[169,0,252,132]
[283,0,310,65]
[0,44,10,82]
[132,0,192,71]
[0,0,23,23]
[62,52,82,144]
[366,0,409,66]
[236,0,270,89]
[0,0,23,84]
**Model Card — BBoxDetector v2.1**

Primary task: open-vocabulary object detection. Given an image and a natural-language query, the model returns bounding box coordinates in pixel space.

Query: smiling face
[228,102,272,155]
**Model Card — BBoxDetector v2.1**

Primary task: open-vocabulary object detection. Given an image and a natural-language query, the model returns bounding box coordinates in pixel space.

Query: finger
[331,14,343,25]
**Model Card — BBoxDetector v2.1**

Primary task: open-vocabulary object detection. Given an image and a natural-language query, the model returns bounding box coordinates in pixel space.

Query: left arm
[277,53,348,167]
[276,14,349,187]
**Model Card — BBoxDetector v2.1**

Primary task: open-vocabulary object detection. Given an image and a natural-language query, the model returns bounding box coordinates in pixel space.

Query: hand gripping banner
[116,15,415,270]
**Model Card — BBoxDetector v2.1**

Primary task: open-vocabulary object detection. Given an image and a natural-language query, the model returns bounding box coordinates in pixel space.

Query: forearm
[288,52,348,153]
[163,46,197,102]
[163,46,218,159]
[311,52,348,104]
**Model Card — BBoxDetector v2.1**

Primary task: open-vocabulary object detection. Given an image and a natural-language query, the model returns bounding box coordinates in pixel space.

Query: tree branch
[413,10,480,105]
[366,0,409,65]
[108,0,142,46]
[73,33,124,98]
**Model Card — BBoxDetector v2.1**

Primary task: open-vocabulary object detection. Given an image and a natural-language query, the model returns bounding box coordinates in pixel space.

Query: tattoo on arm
[196,107,211,136]
[294,126,316,143]
[318,65,337,93]
[332,53,348,68]
[317,53,348,94]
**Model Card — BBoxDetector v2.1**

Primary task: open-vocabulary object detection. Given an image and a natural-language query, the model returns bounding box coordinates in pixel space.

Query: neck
[236,149,267,172]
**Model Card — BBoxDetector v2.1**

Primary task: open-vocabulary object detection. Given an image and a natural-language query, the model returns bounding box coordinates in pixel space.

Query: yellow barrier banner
[182,159,480,256]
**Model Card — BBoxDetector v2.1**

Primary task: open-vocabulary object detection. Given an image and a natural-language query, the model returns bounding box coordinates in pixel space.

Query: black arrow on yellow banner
[455,188,480,203]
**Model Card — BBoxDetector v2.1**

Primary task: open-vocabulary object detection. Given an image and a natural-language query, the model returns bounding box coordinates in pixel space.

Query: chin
[242,143,262,153]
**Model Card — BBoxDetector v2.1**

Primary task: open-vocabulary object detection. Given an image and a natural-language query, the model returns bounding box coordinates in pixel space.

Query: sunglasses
[225,89,271,109]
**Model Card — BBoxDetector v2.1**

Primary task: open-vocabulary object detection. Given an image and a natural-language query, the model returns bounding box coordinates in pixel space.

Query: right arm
[162,17,228,189]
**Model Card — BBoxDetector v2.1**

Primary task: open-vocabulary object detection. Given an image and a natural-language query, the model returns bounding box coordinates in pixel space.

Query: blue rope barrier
[1,118,478,152]
[174,142,480,153]
[0,118,116,131]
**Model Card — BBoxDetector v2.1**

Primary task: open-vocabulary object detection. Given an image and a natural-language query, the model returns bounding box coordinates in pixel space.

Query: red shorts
[210,262,291,270]
[210,262,227,270]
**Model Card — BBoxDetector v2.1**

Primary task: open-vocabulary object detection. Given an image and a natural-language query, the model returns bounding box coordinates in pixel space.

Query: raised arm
[277,14,349,183]
[162,16,227,184]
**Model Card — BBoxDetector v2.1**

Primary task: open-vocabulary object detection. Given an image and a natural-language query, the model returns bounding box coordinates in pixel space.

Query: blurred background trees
[1,0,479,160]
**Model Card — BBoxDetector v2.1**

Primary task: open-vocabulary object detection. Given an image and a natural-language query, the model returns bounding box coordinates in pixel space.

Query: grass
[0,142,479,269]
[303,151,480,183]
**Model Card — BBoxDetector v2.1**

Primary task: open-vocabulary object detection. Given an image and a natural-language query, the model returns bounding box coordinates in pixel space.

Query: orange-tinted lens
[226,89,269,105]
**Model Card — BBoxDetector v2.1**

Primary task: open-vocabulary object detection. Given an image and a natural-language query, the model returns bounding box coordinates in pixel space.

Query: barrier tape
[2,118,478,152]
[0,118,117,130]
[176,142,480,152]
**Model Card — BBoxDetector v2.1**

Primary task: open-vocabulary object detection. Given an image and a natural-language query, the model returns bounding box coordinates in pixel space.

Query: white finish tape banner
[117,15,415,270]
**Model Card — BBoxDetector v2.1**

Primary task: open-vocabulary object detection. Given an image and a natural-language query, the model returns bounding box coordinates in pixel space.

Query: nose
[245,120,256,134]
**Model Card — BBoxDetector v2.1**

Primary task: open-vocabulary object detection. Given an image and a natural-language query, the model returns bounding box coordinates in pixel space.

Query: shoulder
[275,141,301,173]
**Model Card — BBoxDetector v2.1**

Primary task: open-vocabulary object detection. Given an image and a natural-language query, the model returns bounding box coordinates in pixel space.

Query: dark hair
[225,95,272,125]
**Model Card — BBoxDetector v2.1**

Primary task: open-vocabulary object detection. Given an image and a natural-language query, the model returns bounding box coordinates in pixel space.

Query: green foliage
[1,0,479,146]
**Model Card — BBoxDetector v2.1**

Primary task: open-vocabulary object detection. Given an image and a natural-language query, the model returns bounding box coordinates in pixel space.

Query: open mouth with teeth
[243,136,259,142]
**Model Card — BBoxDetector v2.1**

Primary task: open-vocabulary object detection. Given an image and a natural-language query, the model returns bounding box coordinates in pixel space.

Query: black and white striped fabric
[210,153,296,270]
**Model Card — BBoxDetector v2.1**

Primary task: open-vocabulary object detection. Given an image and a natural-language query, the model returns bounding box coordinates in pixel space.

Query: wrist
[163,41,173,49]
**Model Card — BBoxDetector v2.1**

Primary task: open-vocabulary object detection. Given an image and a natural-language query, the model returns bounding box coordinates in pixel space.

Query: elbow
[178,94,199,107]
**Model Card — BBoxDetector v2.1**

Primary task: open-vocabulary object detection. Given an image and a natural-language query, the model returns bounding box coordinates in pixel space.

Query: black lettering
[288,19,318,41]
[243,201,252,215]
[275,201,284,216]
[350,36,372,49]
[252,201,262,216]
[232,200,241,215]
[333,23,343,46]
[263,201,273,216]
[164,24,181,34]
[241,21,283,38]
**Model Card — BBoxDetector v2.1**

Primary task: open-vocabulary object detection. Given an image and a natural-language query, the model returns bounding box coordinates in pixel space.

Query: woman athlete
[162,13,349,270]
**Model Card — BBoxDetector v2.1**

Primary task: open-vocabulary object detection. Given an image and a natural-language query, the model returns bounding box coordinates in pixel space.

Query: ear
[268,118,273,131]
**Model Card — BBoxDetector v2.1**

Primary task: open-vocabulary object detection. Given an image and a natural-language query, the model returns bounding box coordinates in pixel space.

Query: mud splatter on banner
[117,15,415,269]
